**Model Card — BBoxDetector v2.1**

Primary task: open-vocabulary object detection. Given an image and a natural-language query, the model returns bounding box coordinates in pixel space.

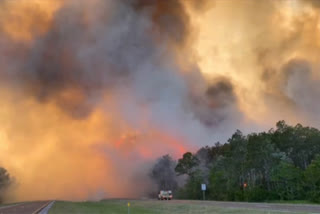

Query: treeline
[150,121,320,202]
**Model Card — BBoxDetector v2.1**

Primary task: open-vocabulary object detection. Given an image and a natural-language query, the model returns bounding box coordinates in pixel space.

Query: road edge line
[32,201,51,214]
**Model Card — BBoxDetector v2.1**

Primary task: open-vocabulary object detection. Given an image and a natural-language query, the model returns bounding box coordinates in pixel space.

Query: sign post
[201,184,206,200]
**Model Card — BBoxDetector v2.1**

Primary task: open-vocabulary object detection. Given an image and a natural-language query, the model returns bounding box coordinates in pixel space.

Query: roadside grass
[265,200,318,205]
[49,201,150,214]
[49,200,309,214]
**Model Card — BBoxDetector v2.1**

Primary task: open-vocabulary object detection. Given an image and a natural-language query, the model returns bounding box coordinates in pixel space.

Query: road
[0,201,51,214]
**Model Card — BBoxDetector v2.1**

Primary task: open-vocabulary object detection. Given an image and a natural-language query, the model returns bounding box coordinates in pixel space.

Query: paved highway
[0,201,52,214]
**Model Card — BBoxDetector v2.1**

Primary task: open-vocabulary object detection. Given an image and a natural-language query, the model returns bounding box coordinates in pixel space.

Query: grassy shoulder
[265,200,318,205]
[48,200,308,214]
[49,201,151,214]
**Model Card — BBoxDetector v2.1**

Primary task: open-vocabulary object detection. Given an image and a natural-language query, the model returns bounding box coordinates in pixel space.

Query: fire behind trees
[150,120,320,202]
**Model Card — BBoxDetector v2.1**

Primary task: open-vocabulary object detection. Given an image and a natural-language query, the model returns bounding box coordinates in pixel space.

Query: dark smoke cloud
[1,0,158,118]
[132,0,190,46]
[189,78,239,127]
[0,0,238,129]
[131,0,213,46]
[150,155,178,192]
[206,79,236,107]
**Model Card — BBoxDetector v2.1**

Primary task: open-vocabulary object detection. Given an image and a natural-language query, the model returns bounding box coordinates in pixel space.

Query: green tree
[209,156,234,200]
[273,121,320,170]
[246,133,283,192]
[170,121,320,202]
[176,171,203,200]
[271,161,303,200]
[175,152,199,176]
[226,130,247,193]
[305,156,320,202]
[175,152,202,199]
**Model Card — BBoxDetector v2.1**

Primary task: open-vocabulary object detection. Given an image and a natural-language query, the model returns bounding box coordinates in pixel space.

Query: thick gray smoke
[150,155,179,193]
[0,0,243,201]
[0,0,240,140]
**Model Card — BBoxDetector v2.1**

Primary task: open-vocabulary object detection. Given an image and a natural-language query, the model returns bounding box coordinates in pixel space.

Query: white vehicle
[158,190,173,200]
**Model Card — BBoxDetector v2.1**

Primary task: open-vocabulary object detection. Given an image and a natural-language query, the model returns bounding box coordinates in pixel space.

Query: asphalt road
[0,201,50,214]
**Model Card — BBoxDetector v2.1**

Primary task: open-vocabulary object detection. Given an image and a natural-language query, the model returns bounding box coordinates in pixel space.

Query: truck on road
[158,190,173,200]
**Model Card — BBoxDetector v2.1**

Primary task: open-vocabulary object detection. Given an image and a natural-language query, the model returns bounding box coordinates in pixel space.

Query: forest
[150,121,320,202]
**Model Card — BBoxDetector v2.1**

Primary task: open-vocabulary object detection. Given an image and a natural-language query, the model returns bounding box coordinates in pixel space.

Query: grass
[49,201,150,214]
[265,200,317,205]
[48,200,309,214]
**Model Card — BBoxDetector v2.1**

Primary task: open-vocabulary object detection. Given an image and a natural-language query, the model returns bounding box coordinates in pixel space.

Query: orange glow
[185,0,320,126]
[0,0,64,42]
[0,87,191,201]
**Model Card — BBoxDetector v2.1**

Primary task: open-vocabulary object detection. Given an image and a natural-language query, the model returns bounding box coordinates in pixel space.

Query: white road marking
[38,201,55,214]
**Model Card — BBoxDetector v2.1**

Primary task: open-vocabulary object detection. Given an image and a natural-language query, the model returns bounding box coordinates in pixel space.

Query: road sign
[201,184,206,191]
[201,184,206,200]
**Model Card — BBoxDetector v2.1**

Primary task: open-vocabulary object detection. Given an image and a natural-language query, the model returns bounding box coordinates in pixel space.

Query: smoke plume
[0,0,319,201]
